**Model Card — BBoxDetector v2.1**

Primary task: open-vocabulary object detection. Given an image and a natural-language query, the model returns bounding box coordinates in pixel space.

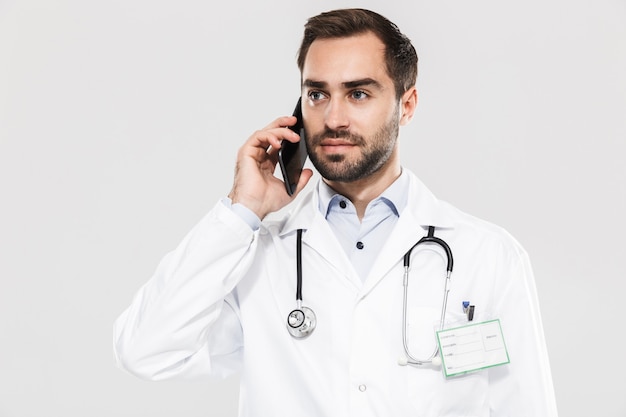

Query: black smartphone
[278,98,308,196]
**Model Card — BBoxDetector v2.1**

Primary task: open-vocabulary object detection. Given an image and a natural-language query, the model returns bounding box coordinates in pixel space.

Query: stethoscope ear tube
[404,226,453,273]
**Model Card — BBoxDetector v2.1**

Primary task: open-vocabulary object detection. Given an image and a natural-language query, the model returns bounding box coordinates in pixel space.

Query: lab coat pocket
[404,310,490,416]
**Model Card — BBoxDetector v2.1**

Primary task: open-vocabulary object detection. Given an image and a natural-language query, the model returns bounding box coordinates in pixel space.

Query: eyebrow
[303,78,383,90]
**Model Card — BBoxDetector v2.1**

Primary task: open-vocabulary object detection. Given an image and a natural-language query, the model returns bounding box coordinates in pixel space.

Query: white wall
[1,0,624,416]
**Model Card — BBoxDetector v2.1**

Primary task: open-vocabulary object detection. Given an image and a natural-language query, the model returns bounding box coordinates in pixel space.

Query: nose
[324,98,350,131]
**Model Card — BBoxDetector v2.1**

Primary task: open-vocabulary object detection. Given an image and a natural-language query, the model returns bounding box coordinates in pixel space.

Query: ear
[399,87,418,126]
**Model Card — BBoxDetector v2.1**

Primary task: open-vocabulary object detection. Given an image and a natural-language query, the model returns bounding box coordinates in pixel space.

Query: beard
[305,106,400,182]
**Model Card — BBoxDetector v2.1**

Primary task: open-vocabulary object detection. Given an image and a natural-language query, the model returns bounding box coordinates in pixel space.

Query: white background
[1,0,624,416]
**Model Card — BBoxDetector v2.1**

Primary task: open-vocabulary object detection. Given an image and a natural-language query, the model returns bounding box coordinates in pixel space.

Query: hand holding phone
[278,98,308,196]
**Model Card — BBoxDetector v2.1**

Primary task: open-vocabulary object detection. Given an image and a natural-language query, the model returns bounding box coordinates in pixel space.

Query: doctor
[114,8,558,416]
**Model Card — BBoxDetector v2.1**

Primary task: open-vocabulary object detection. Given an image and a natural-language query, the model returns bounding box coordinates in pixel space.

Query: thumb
[291,169,314,196]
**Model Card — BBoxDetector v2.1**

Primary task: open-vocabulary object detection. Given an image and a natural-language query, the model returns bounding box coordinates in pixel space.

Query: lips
[320,138,356,146]
[318,139,357,153]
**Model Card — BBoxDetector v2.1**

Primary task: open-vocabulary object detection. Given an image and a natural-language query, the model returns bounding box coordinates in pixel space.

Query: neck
[323,158,401,221]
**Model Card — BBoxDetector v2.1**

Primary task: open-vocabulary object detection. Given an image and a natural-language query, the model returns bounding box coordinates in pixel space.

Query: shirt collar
[317,169,410,219]
[277,169,455,237]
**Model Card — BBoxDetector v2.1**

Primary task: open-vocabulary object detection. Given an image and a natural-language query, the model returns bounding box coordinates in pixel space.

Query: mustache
[309,128,364,145]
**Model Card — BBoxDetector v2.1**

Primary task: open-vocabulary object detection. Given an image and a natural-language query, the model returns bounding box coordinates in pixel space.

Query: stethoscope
[286,226,454,367]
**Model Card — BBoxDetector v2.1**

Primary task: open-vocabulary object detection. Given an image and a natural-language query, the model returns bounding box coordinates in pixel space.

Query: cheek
[302,109,324,135]
[358,109,392,135]
[361,99,399,124]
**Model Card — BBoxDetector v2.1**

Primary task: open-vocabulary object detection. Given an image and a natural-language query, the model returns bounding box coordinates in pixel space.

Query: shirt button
[356,241,364,250]
[358,384,367,392]
[339,200,347,209]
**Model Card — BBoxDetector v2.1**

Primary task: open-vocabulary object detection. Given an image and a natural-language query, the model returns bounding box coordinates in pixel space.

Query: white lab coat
[114,170,558,416]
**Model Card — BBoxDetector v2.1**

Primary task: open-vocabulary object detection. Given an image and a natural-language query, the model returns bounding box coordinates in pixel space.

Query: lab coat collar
[402,171,455,230]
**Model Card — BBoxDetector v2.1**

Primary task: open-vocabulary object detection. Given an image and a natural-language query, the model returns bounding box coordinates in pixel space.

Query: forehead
[302,32,391,87]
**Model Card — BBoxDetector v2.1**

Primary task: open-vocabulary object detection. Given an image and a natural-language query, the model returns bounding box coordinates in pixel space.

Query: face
[301,32,408,183]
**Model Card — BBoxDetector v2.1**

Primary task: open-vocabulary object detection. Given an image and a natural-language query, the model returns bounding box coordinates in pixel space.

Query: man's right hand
[227,116,313,220]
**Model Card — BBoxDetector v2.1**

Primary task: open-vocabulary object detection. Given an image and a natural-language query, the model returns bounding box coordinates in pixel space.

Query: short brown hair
[297,8,418,99]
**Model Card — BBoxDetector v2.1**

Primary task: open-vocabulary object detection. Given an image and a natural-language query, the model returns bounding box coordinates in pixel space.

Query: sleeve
[489,239,559,416]
[113,200,259,381]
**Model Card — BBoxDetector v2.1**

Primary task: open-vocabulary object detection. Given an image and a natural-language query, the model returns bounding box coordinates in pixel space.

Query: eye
[351,90,368,100]
[308,91,326,101]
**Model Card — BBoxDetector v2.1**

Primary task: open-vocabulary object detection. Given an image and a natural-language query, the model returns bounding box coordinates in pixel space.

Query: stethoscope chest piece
[286,306,316,338]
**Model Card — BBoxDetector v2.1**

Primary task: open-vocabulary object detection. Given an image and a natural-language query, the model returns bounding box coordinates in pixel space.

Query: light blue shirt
[317,170,409,282]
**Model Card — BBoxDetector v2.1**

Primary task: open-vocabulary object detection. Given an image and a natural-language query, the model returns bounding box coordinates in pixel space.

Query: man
[114,8,558,416]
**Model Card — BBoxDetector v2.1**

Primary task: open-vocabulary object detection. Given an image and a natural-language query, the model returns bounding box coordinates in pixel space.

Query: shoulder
[440,198,528,261]
[404,170,526,257]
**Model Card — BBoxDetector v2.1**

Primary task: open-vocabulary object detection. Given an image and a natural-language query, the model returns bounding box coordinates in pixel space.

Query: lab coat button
[356,241,364,250]
[358,384,367,392]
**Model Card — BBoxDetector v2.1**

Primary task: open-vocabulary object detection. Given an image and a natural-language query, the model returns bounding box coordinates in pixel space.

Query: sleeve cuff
[221,198,262,231]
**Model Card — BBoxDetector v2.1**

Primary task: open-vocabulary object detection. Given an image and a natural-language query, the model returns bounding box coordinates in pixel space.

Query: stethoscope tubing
[296,228,303,303]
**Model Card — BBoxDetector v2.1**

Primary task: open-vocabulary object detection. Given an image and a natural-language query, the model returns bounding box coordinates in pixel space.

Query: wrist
[228,192,267,220]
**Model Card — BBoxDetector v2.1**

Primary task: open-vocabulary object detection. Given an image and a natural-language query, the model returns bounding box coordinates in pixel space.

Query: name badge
[436,319,510,377]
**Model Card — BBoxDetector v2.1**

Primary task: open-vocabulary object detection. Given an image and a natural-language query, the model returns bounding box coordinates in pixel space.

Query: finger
[244,130,284,154]
[265,127,304,165]
[263,115,298,130]
[265,125,300,145]
[246,128,301,155]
